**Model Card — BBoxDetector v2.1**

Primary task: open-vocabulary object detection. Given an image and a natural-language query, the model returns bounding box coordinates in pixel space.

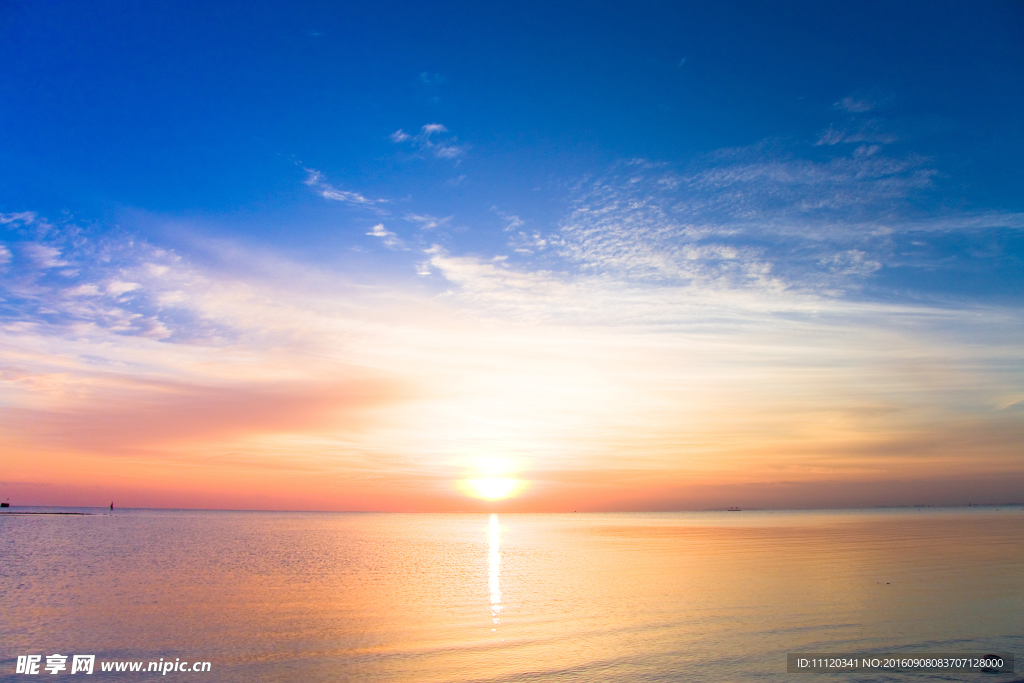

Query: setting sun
[460,478,526,501]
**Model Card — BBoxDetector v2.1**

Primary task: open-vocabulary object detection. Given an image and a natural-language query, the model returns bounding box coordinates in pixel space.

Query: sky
[1,0,1022,511]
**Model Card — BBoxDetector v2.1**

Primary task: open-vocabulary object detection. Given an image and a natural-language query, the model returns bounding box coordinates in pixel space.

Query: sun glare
[461,478,525,501]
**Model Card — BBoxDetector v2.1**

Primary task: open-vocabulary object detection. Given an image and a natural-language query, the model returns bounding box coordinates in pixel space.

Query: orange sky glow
[3,239,1022,511]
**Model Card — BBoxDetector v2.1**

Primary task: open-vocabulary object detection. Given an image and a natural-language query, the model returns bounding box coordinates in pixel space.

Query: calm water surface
[2,508,1022,682]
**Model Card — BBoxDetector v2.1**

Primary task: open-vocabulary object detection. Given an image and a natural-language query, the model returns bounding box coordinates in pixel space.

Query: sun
[459,477,526,501]
[457,456,528,500]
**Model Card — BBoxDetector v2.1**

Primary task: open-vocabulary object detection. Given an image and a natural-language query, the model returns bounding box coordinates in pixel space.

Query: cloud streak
[523,144,1013,301]
[366,223,404,249]
[303,170,388,211]
[403,213,452,231]
[390,123,469,160]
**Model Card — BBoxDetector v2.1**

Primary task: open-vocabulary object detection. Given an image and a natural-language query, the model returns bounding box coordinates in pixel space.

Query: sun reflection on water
[488,513,502,627]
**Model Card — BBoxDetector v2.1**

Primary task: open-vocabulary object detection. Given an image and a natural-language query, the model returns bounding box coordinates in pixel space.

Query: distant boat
[727,506,741,511]
[0,502,9,508]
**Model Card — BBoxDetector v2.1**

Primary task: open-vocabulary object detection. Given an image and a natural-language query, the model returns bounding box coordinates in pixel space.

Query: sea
[1,507,1022,682]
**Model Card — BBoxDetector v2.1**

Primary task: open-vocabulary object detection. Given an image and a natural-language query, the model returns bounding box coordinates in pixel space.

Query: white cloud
[403,213,452,230]
[819,250,882,276]
[158,291,189,306]
[816,124,899,146]
[552,152,940,276]
[24,243,67,268]
[321,187,375,205]
[390,123,469,160]
[303,170,387,210]
[443,143,1017,318]
[492,208,524,232]
[835,96,875,112]
[431,145,464,160]
[854,144,881,157]
[107,281,141,296]
[509,230,549,254]
[882,212,1024,233]
[493,208,544,251]
[366,223,404,249]
[0,211,40,225]
[67,284,101,296]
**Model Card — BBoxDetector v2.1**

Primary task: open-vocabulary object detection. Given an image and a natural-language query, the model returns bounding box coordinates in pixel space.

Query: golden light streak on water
[488,513,502,627]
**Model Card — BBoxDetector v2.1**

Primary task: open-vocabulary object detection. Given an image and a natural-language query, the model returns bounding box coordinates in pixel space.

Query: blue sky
[1,1,1023,509]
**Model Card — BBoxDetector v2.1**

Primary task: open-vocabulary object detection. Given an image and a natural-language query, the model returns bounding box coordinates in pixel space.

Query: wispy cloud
[366,223,404,249]
[390,123,469,160]
[818,249,882,276]
[23,243,68,268]
[303,169,388,211]
[816,122,899,146]
[819,93,899,145]
[521,136,980,300]
[492,208,525,232]
[0,211,42,226]
[1,211,57,240]
[403,213,452,231]
[509,231,549,254]
[419,72,446,85]
[490,208,548,253]
[834,96,875,112]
